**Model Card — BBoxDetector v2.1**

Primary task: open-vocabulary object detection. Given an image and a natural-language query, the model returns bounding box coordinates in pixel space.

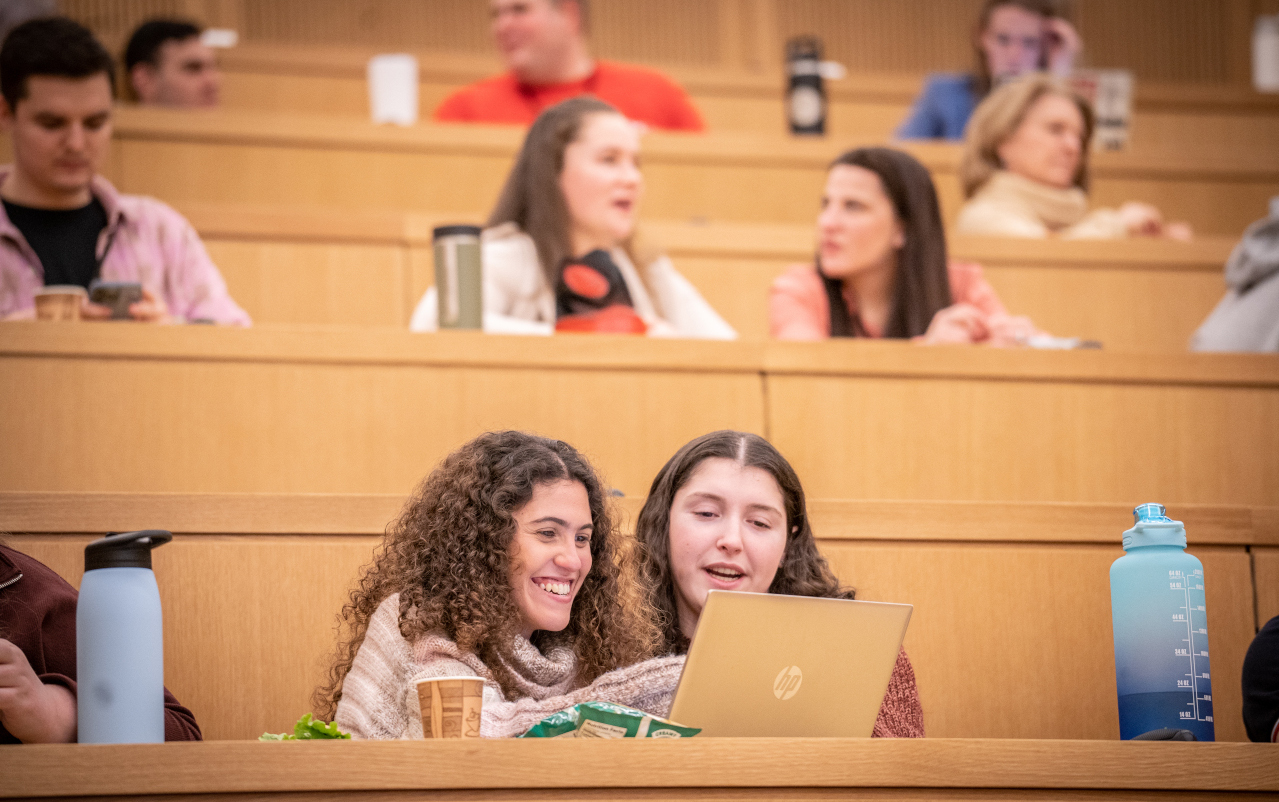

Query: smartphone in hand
[88,280,143,320]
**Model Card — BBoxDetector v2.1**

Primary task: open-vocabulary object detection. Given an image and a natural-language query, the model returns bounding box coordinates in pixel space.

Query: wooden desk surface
[7,322,1277,385]
[4,739,1278,799]
[3,492,1276,547]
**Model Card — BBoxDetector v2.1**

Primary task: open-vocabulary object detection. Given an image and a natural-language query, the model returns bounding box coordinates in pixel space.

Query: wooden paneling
[205,240,410,327]
[819,541,1254,743]
[0,325,765,498]
[7,739,1277,799]
[61,0,1277,88]
[96,106,1279,237]
[775,0,985,74]
[4,493,1274,742]
[3,325,1277,505]
[764,341,1279,506]
[1076,0,1233,84]
[1257,546,1279,626]
[978,265,1222,352]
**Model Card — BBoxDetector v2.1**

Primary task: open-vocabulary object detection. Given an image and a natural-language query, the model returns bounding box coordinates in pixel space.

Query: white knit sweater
[334,594,685,739]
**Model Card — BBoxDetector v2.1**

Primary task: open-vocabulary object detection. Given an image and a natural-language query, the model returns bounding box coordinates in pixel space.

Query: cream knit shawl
[955,170,1127,239]
[334,593,685,739]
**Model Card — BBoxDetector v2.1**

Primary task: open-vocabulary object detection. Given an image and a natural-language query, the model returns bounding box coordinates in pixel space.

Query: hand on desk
[80,287,172,323]
[0,638,77,743]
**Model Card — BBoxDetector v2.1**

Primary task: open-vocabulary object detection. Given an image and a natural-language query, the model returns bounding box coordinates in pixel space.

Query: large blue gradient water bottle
[1110,504,1214,740]
[77,530,172,743]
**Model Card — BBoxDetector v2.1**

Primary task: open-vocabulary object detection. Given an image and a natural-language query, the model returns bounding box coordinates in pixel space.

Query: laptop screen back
[667,590,912,737]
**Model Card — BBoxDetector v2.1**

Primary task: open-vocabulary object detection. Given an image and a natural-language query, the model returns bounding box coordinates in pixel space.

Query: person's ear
[0,97,13,132]
[891,218,906,250]
[130,63,158,102]
[560,0,584,36]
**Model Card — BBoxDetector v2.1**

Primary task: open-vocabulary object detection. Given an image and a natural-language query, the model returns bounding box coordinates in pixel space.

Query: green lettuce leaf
[259,713,351,741]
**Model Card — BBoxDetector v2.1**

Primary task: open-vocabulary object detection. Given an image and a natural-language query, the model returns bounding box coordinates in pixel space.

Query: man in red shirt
[435,0,705,132]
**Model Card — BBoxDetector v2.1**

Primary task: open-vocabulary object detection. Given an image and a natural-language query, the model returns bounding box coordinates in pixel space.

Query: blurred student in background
[435,0,704,131]
[770,147,1036,345]
[1242,616,1279,743]
[1191,201,1279,352]
[323,431,682,738]
[124,19,221,108]
[633,430,923,737]
[956,74,1191,240]
[0,18,248,324]
[413,97,734,338]
[896,0,1081,141]
[0,543,201,743]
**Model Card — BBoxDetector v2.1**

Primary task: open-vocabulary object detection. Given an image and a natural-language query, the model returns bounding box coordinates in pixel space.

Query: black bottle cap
[84,530,173,572]
[432,225,482,240]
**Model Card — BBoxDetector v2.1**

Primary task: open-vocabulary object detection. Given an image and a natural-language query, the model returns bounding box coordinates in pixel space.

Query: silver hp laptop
[668,590,912,737]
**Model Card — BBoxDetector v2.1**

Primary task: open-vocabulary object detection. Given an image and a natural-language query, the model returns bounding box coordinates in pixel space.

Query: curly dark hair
[634,430,854,655]
[316,431,660,719]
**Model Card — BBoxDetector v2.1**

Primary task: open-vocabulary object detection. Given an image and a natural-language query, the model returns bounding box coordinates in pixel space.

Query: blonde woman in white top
[411,96,735,338]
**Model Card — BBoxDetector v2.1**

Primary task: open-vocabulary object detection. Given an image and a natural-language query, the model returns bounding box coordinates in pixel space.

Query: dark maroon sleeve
[0,547,202,742]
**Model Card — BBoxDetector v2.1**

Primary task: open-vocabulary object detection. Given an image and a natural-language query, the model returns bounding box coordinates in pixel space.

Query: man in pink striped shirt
[0,17,248,325]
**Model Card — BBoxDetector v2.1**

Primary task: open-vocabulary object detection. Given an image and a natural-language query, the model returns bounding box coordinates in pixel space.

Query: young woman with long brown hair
[411,96,734,338]
[320,430,677,738]
[769,146,1036,344]
[633,430,924,737]
[896,0,1081,140]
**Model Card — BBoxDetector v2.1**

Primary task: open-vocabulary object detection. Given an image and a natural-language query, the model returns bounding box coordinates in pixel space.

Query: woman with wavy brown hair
[634,431,924,737]
[319,430,677,738]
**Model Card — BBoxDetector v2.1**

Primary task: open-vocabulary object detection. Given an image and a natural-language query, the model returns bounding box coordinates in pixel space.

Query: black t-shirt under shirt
[3,197,109,289]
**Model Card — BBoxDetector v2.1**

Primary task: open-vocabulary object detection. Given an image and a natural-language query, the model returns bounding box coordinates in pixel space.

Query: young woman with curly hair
[634,431,924,737]
[319,430,677,738]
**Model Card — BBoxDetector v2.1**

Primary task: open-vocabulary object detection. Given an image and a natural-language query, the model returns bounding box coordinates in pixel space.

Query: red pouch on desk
[554,251,647,335]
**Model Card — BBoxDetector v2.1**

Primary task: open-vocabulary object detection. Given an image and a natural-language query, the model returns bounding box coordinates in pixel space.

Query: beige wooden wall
[61,0,1279,87]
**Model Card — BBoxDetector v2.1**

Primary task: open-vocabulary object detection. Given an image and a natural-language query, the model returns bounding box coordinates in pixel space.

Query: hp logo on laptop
[773,665,803,700]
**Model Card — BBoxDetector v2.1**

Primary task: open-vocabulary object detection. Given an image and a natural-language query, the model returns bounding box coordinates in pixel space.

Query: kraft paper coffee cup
[34,285,87,321]
[415,676,483,739]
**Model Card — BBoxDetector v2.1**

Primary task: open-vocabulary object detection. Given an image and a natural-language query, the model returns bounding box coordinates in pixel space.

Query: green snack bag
[519,706,582,738]
[575,701,700,739]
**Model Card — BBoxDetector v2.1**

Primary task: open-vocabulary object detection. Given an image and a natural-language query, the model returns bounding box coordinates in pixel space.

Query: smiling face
[997,92,1084,189]
[0,74,112,207]
[507,479,594,639]
[559,111,643,256]
[817,164,904,282]
[980,4,1047,80]
[667,457,788,640]
[490,0,578,81]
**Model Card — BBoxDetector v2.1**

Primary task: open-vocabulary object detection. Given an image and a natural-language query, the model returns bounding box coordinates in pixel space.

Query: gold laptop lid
[668,590,912,737]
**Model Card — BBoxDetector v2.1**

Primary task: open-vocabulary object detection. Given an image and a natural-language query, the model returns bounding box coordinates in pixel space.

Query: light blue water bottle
[1110,504,1214,740]
[77,530,172,743]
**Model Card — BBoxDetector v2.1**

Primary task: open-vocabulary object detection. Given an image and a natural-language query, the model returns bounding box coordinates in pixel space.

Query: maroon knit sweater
[872,648,925,738]
[0,545,201,744]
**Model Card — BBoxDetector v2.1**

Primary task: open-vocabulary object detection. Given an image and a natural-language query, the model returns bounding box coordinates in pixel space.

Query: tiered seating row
[94,106,1279,237]
[2,324,1276,505]
[180,202,1236,351]
[5,492,1275,742]
[214,44,1279,153]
